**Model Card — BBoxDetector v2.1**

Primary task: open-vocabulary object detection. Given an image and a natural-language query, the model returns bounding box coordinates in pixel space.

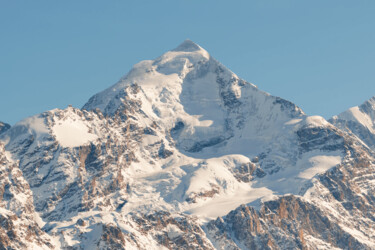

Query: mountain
[330,96,375,150]
[0,122,10,135]
[1,40,375,249]
[0,141,55,249]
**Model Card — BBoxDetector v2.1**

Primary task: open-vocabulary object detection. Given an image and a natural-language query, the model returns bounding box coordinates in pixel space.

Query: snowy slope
[331,96,375,150]
[1,40,375,249]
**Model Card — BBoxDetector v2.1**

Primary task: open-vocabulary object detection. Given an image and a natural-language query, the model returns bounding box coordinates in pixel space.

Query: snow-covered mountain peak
[172,39,204,52]
[82,40,214,113]
[83,40,307,159]
[3,42,375,249]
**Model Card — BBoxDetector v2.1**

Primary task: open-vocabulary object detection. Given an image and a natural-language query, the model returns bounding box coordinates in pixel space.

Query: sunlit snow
[337,106,375,133]
[186,185,272,222]
[52,118,97,147]
[298,154,341,179]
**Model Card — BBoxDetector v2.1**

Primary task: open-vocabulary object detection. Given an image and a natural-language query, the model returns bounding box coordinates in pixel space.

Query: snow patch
[186,184,272,222]
[303,116,329,127]
[298,154,341,179]
[166,224,183,239]
[284,118,302,125]
[52,118,97,147]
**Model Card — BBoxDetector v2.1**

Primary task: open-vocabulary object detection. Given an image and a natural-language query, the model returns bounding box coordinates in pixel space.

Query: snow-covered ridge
[330,95,375,149]
[83,39,210,113]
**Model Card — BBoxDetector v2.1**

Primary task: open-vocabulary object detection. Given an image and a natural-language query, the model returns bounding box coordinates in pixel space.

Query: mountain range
[1,40,375,249]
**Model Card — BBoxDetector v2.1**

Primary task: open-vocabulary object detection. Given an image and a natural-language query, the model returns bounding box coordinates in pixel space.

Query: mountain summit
[83,40,304,158]
[172,39,203,52]
[1,41,375,249]
[83,39,211,113]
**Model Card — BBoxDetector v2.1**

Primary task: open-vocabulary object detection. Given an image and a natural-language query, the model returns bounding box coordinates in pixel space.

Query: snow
[52,117,98,147]
[182,157,239,197]
[3,115,50,143]
[284,118,302,125]
[78,39,346,224]
[250,150,342,196]
[303,116,330,127]
[172,39,206,53]
[0,207,12,217]
[339,224,375,247]
[304,235,341,250]
[3,39,373,249]
[337,106,375,133]
[298,154,341,179]
[186,185,272,222]
[141,135,161,146]
[83,39,210,114]
[19,115,50,137]
[166,224,183,239]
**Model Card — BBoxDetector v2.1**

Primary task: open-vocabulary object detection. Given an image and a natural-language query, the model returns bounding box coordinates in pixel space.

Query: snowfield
[52,116,98,147]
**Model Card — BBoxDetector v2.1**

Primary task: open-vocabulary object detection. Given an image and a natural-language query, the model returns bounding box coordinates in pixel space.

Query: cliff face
[1,40,375,249]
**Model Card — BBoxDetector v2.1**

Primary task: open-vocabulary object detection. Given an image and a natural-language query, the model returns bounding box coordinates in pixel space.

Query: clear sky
[1,1,375,125]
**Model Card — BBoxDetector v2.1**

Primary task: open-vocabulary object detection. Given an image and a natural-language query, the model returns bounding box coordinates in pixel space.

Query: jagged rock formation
[1,40,375,249]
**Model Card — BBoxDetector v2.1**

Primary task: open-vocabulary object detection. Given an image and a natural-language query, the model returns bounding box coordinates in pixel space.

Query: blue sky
[1,1,375,124]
